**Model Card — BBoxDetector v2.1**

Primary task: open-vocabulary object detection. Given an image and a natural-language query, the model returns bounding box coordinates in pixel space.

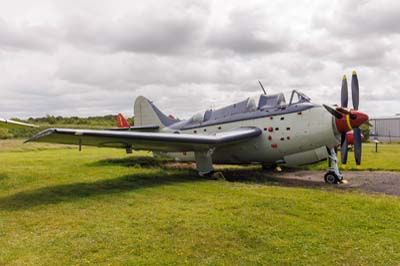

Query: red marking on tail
[117,113,130,128]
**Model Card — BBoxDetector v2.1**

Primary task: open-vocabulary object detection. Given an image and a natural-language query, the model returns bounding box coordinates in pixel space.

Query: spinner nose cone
[335,110,369,133]
[351,111,368,128]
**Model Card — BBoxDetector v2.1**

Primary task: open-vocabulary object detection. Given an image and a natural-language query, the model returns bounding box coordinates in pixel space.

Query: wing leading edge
[26,127,262,152]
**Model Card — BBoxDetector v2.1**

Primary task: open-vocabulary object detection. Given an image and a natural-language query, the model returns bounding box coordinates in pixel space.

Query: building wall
[370,117,400,142]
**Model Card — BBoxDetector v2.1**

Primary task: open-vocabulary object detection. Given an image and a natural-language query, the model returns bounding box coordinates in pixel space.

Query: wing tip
[24,128,56,143]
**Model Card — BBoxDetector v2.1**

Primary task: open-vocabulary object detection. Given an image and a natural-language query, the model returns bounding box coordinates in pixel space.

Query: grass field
[0,140,399,265]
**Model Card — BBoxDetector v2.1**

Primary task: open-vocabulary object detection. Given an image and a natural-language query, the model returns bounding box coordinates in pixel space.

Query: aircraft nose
[351,111,368,128]
[335,110,369,133]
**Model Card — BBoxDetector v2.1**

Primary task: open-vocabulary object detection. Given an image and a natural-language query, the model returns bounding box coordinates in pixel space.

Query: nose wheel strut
[325,147,343,184]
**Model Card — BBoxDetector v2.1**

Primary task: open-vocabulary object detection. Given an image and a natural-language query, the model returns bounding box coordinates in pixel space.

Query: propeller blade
[341,133,348,164]
[341,75,348,108]
[336,106,351,115]
[323,104,343,119]
[351,71,359,110]
[337,107,358,120]
[353,127,362,165]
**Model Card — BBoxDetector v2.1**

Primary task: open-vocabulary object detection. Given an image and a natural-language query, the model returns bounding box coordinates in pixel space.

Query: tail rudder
[134,96,177,128]
[117,113,131,128]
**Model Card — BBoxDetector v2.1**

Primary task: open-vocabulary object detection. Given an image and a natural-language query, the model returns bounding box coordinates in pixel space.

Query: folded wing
[26,127,262,152]
[0,118,38,129]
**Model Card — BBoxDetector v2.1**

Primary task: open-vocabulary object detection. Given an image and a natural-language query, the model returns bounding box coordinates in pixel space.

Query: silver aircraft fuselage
[159,104,339,167]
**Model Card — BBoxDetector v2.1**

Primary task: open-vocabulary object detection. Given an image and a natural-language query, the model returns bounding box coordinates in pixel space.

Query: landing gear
[324,171,341,184]
[199,170,214,177]
[195,148,215,177]
[199,170,225,180]
[261,163,276,171]
[325,147,343,184]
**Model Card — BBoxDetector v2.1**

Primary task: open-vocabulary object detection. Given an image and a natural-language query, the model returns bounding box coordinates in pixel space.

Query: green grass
[0,139,76,153]
[0,140,399,265]
[298,143,400,171]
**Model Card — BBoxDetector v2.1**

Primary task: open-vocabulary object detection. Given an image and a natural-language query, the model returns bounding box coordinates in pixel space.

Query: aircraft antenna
[258,80,266,95]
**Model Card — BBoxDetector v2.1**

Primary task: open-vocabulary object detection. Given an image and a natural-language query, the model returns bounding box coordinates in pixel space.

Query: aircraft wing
[0,118,38,129]
[105,125,160,131]
[26,127,262,152]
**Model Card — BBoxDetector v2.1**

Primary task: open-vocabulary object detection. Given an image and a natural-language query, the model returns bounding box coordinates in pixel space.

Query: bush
[361,122,370,141]
[0,128,13,139]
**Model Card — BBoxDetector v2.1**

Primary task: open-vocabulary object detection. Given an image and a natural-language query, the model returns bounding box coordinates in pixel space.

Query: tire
[261,163,276,171]
[324,172,339,184]
[199,170,214,177]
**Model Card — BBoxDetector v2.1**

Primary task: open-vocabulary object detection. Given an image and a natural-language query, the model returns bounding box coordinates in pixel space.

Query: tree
[360,122,370,141]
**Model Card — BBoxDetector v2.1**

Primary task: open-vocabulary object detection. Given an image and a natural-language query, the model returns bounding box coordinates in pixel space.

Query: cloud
[62,1,209,55]
[0,0,399,119]
[0,19,59,52]
[313,0,400,38]
[206,8,291,54]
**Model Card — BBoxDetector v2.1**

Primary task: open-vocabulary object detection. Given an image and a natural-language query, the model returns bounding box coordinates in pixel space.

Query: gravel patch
[269,170,400,197]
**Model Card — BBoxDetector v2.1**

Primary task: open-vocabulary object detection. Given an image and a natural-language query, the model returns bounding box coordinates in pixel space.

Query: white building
[370,116,400,142]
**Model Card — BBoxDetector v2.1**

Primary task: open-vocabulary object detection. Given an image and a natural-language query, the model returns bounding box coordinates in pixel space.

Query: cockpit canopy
[258,93,286,110]
[204,98,256,122]
[190,90,310,124]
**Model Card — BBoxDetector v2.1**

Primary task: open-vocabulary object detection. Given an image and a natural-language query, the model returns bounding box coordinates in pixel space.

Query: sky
[0,0,399,119]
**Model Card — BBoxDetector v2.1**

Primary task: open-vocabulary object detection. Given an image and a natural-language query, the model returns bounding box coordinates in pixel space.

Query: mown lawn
[0,140,399,265]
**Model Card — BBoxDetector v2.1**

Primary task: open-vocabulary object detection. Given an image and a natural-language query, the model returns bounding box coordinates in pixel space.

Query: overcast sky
[0,0,399,119]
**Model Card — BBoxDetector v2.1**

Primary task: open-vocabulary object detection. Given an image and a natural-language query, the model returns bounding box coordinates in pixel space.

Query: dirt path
[268,170,400,197]
[167,162,400,197]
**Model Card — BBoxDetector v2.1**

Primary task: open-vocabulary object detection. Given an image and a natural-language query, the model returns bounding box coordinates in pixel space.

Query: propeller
[323,104,343,119]
[351,71,359,110]
[353,128,362,165]
[340,132,348,164]
[341,75,348,108]
[324,71,368,165]
[350,71,361,165]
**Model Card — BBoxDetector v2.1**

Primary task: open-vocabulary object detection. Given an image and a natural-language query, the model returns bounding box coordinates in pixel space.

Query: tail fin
[134,96,177,128]
[116,113,131,128]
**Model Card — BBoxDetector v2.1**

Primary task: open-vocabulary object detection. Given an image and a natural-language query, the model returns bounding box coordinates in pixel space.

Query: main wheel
[324,172,339,184]
[261,163,276,171]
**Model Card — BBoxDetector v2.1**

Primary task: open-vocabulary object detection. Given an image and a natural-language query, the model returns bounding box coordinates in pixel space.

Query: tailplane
[134,96,177,128]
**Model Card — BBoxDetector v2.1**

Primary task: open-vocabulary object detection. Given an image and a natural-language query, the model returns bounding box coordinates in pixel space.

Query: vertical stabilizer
[134,96,176,128]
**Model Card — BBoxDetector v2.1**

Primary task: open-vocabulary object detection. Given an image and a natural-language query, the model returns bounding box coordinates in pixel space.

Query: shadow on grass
[222,168,329,189]
[0,163,336,211]
[89,156,177,168]
[0,170,201,211]
[91,156,329,191]
[0,173,8,181]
